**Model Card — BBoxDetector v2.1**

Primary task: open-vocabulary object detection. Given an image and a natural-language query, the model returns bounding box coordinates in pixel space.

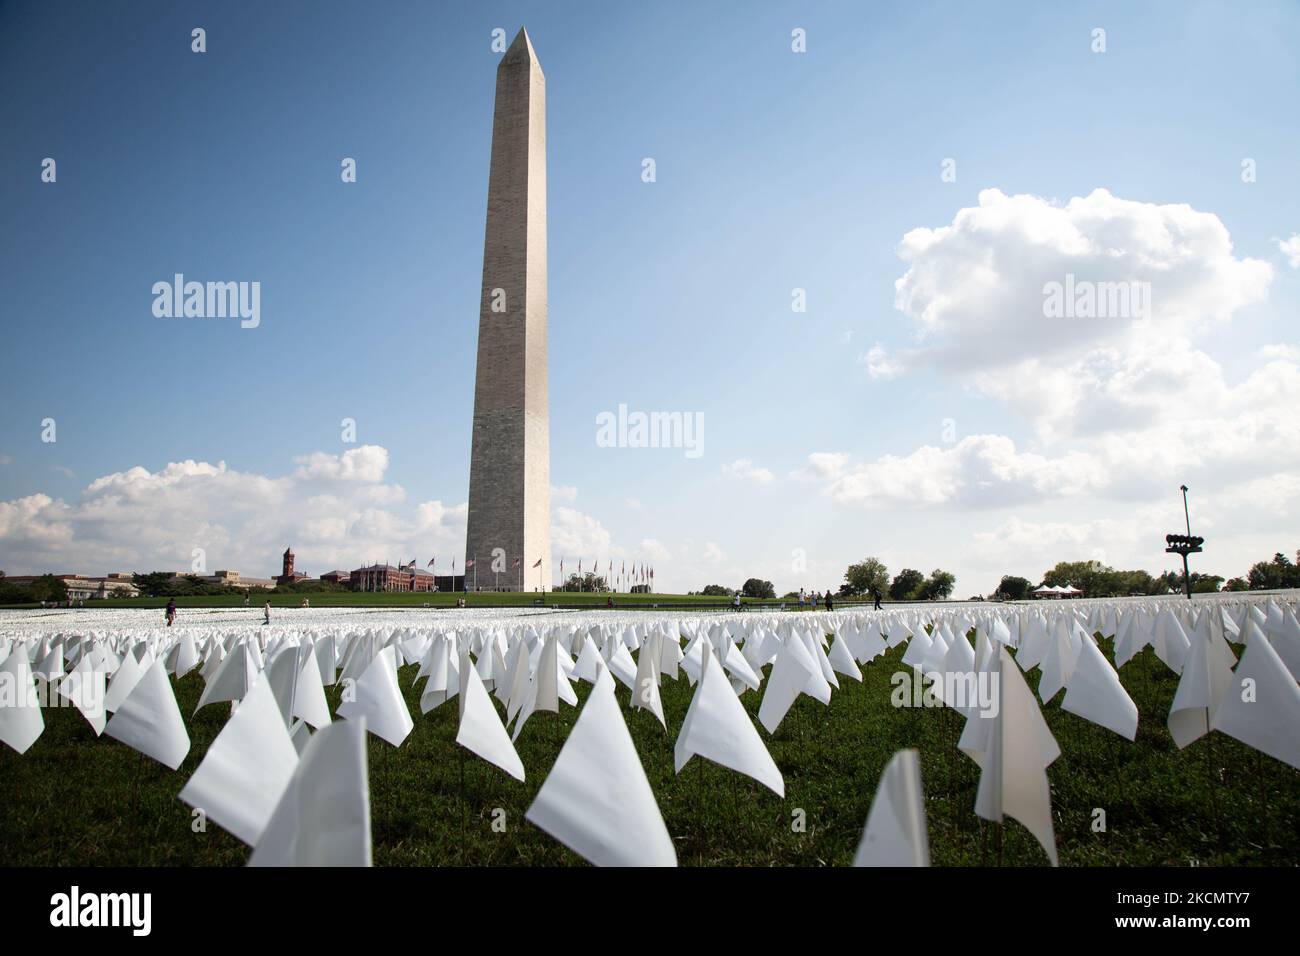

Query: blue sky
[2,0,1298,593]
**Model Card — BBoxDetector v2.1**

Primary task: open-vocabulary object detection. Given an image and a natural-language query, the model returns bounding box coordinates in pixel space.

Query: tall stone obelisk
[465,28,550,592]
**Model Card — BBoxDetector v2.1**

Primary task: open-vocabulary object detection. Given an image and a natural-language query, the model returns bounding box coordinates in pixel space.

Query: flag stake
[1206,730,1221,857]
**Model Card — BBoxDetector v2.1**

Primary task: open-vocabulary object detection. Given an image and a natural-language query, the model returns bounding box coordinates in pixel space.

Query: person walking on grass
[824,590,834,612]
[263,601,272,625]
[798,589,806,612]
[733,591,742,612]
[165,598,177,627]
[872,588,882,611]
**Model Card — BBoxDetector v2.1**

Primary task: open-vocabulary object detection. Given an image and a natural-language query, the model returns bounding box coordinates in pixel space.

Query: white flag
[526,670,676,866]
[853,749,929,867]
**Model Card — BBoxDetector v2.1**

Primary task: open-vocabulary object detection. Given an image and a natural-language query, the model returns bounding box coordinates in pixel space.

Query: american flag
[532,558,542,568]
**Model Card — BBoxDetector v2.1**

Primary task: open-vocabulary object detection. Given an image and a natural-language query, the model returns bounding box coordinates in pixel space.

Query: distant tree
[29,574,68,604]
[561,572,608,592]
[0,574,67,605]
[917,569,956,601]
[994,575,1033,601]
[132,572,173,597]
[889,568,925,601]
[781,591,800,600]
[1040,560,1169,598]
[741,578,775,599]
[1190,574,1224,593]
[1042,560,1108,594]
[843,558,889,597]
[1153,571,1182,593]
[1222,577,1249,592]
[1247,552,1300,590]
[700,584,732,597]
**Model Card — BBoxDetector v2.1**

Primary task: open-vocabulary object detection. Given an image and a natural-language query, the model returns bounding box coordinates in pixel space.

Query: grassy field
[1,635,1295,866]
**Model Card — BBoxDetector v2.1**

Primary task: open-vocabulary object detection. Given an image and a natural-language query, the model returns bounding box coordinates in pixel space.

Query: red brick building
[348,561,440,592]
[275,547,309,586]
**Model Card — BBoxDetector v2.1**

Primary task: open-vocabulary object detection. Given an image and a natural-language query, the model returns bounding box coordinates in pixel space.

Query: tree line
[993,549,1300,599]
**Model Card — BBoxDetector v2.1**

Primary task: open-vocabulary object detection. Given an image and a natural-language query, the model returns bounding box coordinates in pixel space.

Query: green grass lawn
[1,636,1294,866]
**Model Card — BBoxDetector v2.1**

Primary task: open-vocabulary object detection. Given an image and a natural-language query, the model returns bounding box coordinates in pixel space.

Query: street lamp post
[1165,484,1203,600]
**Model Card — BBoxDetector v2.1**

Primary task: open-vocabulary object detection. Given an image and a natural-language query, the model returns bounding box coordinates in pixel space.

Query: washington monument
[464,28,551,592]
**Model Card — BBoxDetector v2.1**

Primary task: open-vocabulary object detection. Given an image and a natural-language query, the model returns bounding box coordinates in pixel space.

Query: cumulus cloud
[823,435,1108,508]
[813,188,1298,521]
[1276,233,1300,268]
[551,505,612,561]
[792,452,850,481]
[639,538,670,563]
[893,188,1270,366]
[884,188,1272,438]
[0,448,460,576]
[859,343,903,380]
[0,447,652,584]
[292,445,389,482]
[814,352,1300,511]
[721,458,775,484]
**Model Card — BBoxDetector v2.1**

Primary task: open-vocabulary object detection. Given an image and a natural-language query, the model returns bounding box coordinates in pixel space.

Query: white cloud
[810,189,1298,525]
[51,466,76,479]
[639,538,670,563]
[551,505,612,561]
[722,458,775,484]
[894,188,1270,366]
[823,434,1108,508]
[624,497,642,510]
[1276,233,1300,268]
[1259,343,1300,362]
[0,447,464,577]
[292,445,389,482]
[793,452,850,481]
[885,189,1272,438]
[551,484,578,502]
[859,342,903,380]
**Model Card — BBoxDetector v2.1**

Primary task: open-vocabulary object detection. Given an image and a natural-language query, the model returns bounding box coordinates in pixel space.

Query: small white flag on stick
[180,675,300,846]
[250,717,372,867]
[105,660,191,770]
[526,670,676,866]
[853,749,929,867]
